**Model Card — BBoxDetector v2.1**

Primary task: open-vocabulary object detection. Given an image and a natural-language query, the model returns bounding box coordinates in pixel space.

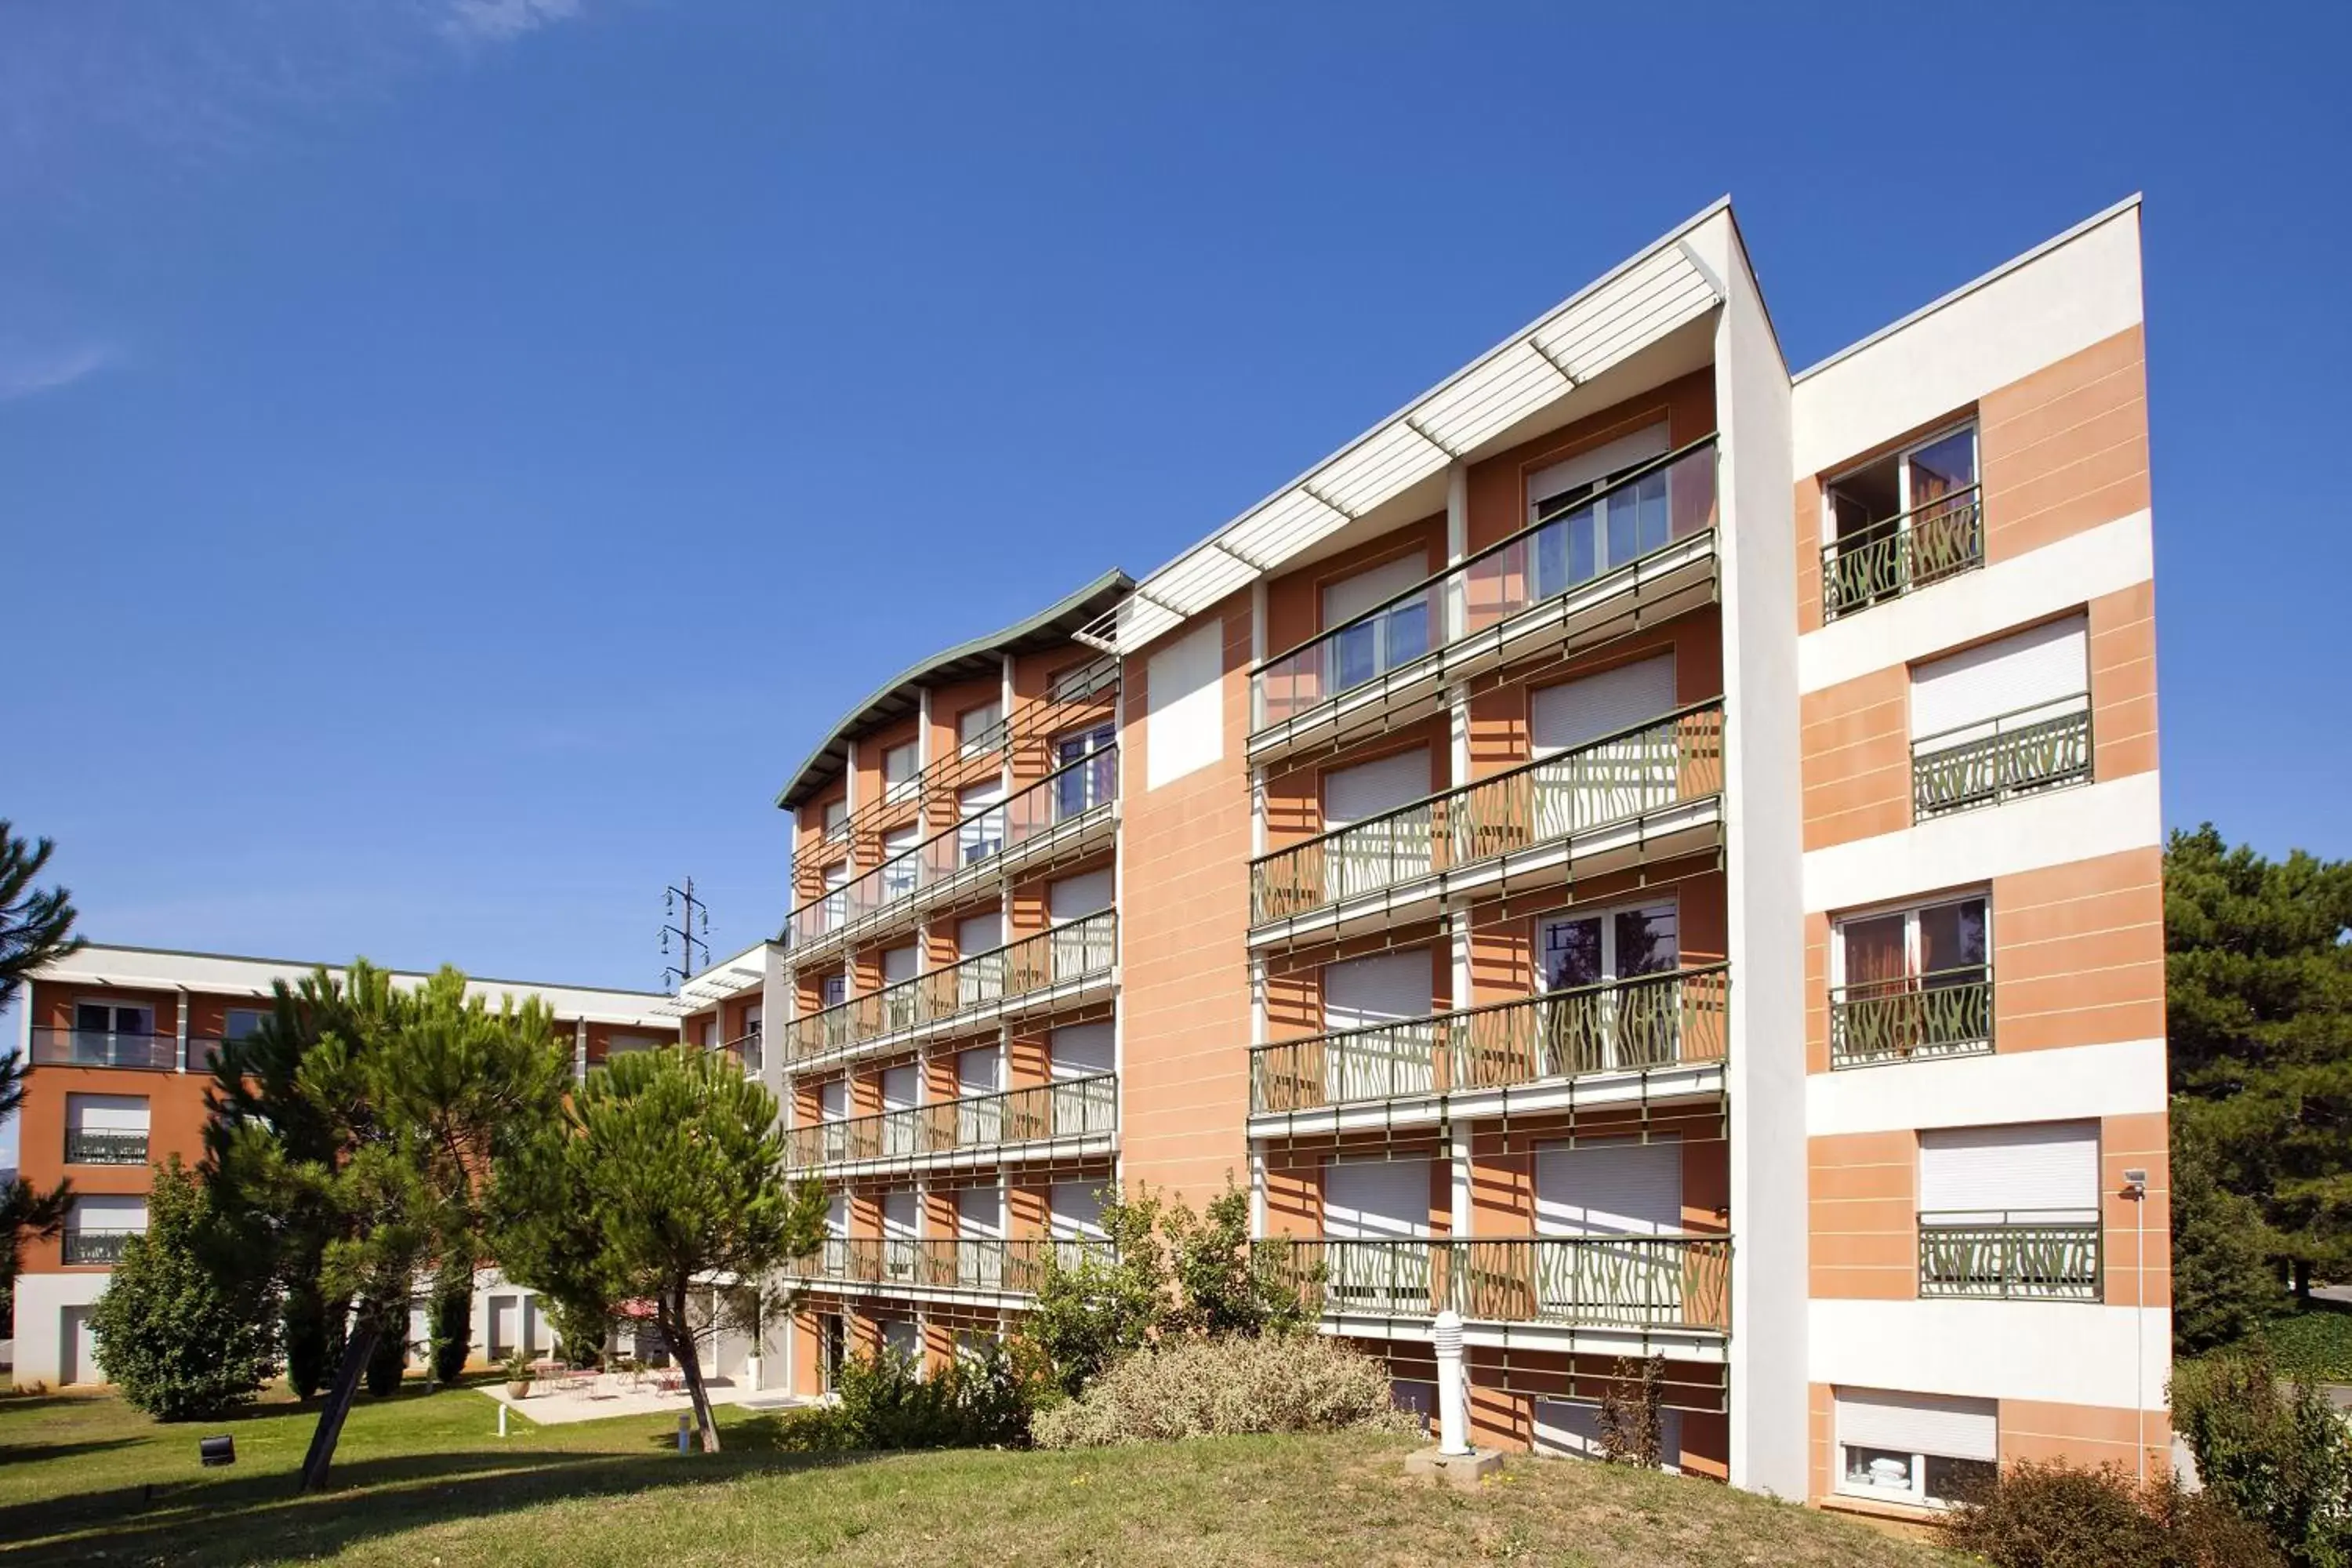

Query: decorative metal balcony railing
[1253,439,1719,733]
[1820,485,1984,621]
[1250,702,1725,927]
[1911,695,2092,821]
[1251,965,1730,1115]
[1254,1236,1731,1334]
[1917,1211,2101,1301]
[62,1229,142,1265]
[64,1129,150,1166]
[722,1031,763,1076]
[789,1073,1116,1171]
[1828,966,1993,1069]
[786,746,1118,950]
[29,1027,183,1072]
[786,912,1118,1065]
[797,1236,1114,1295]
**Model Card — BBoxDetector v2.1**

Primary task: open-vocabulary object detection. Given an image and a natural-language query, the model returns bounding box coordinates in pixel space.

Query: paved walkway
[478,1371,811,1426]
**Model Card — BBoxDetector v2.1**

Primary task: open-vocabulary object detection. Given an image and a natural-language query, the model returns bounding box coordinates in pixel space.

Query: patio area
[479,1366,812,1426]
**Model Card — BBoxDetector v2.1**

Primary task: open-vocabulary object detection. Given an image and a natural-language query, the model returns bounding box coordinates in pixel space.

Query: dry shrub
[1940,1459,2283,1568]
[1031,1333,1416,1450]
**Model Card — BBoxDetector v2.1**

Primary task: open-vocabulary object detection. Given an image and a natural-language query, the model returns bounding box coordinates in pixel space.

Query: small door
[1054,724,1116,818]
[1321,553,1432,693]
[61,1306,96,1385]
[489,1295,521,1359]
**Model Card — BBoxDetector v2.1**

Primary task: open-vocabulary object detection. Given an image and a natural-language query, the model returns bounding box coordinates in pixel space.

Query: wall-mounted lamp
[2120,1167,2147,1200]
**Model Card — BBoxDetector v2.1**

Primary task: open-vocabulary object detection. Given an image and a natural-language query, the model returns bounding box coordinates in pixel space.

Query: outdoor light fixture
[2122,1168,2147,1199]
[198,1435,235,1467]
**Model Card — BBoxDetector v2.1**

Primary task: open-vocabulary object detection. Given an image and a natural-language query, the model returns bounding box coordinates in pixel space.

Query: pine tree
[0,821,78,1291]
[2167,824,2352,1301]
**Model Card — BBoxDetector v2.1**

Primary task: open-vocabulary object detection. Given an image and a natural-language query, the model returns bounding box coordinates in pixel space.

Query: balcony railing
[65,1129,151,1166]
[1917,1211,2101,1301]
[786,746,1118,949]
[1254,1236,1730,1334]
[1250,702,1725,927]
[797,1236,1114,1295]
[721,1031,763,1076]
[1911,695,2092,821]
[1252,965,1730,1115]
[1820,486,1984,621]
[1828,966,1992,1069]
[786,912,1118,1065]
[28,1027,182,1072]
[789,1073,1116,1170]
[62,1229,142,1265]
[1253,439,1719,733]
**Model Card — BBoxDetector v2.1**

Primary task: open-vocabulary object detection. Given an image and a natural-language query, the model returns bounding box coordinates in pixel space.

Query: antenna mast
[660,877,710,993]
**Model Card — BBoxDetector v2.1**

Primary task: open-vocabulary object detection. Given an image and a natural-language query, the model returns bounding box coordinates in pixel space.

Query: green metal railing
[1828,966,1993,1069]
[788,1073,1116,1170]
[64,1129,149,1166]
[62,1229,141,1265]
[1250,965,1730,1114]
[1820,486,1984,620]
[786,912,1117,1064]
[1911,697,2092,820]
[797,1236,1115,1295]
[1250,702,1725,927]
[1917,1211,2100,1301]
[1254,1236,1731,1333]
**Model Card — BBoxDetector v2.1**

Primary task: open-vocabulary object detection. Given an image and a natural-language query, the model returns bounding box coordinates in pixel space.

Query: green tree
[549,1047,825,1451]
[2172,1117,2278,1354]
[89,1160,281,1421]
[2168,825,2352,1301]
[0,821,78,1296]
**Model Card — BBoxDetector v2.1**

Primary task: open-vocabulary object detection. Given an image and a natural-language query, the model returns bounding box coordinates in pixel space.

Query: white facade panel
[1809,1038,2165,1138]
[1145,621,1225,789]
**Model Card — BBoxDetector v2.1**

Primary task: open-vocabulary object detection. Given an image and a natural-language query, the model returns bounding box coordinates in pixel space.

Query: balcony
[789,1073,1117,1176]
[1251,966,1729,1134]
[1828,965,1993,1069]
[723,1031,763,1076]
[1249,702,1724,949]
[784,746,1118,963]
[1911,695,2092,821]
[786,913,1118,1071]
[28,1028,183,1072]
[1917,1211,2100,1301]
[1249,439,1719,767]
[65,1129,150,1166]
[1254,1236,1730,1341]
[1820,485,1984,621]
[793,1236,1113,1301]
[62,1229,141,1265]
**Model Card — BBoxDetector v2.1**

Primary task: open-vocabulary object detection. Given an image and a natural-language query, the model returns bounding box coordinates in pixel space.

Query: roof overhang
[652,941,773,1017]
[1076,201,1732,658]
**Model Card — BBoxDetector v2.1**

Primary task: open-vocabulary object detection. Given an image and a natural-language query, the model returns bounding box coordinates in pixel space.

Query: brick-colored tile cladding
[1998,1398,2169,1479]
[1808,1131,1918,1301]
[1116,594,1256,1203]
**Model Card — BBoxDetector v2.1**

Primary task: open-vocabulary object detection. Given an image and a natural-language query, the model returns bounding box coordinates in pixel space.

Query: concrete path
[478,1372,812,1426]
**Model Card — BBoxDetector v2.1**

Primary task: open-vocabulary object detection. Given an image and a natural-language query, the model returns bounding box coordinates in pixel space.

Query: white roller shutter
[1534,1138,1683,1236]
[881,944,920,984]
[1527,424,1670,511]
[1323,746,1429,828]
[1530,655,1678,755]
[958,1047,1000,1095]
[881,1190,919,1236]
[1049,1182,1106,1239]
[882,1319,920,1360]
[1323,949,1434,1030]
[1323,1159,1432,1239]
[70,1193,147,1230]
[65,1094,149,1134]
[880,1064,919,1111]
[956,1186,1003,1237]
[884,823,920,858]
[958,779,1006,814]
[818,1080,848,1120]
[825,1193,848,1237]
[1835,1388,1998,1463]
[1918,1121,2100,1221]
[1911,615,2089,740]
[1323,552,1429,627]
[956,911,1002,957]
[1048,869,1113,922]
[1050,1022,1115,1079]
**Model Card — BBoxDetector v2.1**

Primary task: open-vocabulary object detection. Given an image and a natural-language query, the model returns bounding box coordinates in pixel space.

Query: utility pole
[661,878,710,993]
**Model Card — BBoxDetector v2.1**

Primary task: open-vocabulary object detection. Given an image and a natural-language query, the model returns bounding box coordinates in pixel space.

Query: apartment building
[11,944,677,1389]
[760,194,2165,1514]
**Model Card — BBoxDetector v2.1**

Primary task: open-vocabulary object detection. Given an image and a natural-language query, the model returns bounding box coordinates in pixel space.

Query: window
[1321,1159,1434,1314]
[1831,895,1991,1067]
[1917,1121,2102,1301]
[1319,949,1437,1102]
[64,1094,149,1166]
[819,860,850,930]
[224,1008,267,1042]
[1835,1388,1998,1508]
[69,1002,157,1067]
[956,779,1006,864]
[1322,554,1431,695]
[818,1313,846,1392]
[957,700,1004,756]
[1537,898,1680,1074]
[1911,615,2092,818]
[63,1193,147,1265]
[820,971,848,1010]
[1054,723,1116,819]
[1822,423,1982,619]
[1319,746,1434,902]
[880,823,922,899]
[1526,424,1672,599]
[882,740,920,801]
[822,797,849,840]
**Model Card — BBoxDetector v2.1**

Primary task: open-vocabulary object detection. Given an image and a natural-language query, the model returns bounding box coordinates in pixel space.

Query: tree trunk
[2295,1257,2314,1305]
[297,1319,379,1494]
[662,1292,720,1454]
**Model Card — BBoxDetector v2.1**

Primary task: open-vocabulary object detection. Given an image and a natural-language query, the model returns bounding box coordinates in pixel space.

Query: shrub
[2172,1117,2279,1356]
[1597,1354,1667,1468]
[2173,1348,2352,1566]
[281,1276,342,1400]
[1942,1459,2281,1567]
[429,1265,472,1385]
[365,1322,409,1396]
[1031,1333,1413,1450]
[89,1160,280,1421]
[806,1340,1050,1451]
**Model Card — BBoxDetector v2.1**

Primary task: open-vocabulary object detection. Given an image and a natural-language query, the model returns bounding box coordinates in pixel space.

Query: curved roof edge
[775,568,1132,811]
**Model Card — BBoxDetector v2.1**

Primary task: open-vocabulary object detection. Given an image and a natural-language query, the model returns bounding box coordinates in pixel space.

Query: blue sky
[3,0,2347,1014]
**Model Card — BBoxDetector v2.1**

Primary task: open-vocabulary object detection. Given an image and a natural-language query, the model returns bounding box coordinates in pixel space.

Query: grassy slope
[0,1384,1955,1567]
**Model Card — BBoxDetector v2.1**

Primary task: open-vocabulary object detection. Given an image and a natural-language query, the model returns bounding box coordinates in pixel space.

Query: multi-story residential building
[11,944,677,1389]
[757,194,2165,1515]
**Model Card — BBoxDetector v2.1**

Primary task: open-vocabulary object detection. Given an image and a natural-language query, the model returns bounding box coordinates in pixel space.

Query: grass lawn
[0,1380,1955,1566]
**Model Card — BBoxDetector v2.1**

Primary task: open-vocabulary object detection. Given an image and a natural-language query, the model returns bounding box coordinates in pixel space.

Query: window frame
[1821,419,1980,546]
[1828,890,1993,992]
[1536,891,1682,992]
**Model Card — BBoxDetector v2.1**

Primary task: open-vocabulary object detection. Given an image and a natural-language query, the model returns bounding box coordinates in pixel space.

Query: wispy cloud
[0,341,117,401]
[438,0,584,46]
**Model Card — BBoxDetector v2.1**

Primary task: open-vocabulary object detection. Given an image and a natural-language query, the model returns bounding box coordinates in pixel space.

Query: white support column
[1449,1117,1472,1236]
[1444,462,1468,642]
[574,1018,588,1087]
[1249,1145,1268,1237]
[174,985,190,1073]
